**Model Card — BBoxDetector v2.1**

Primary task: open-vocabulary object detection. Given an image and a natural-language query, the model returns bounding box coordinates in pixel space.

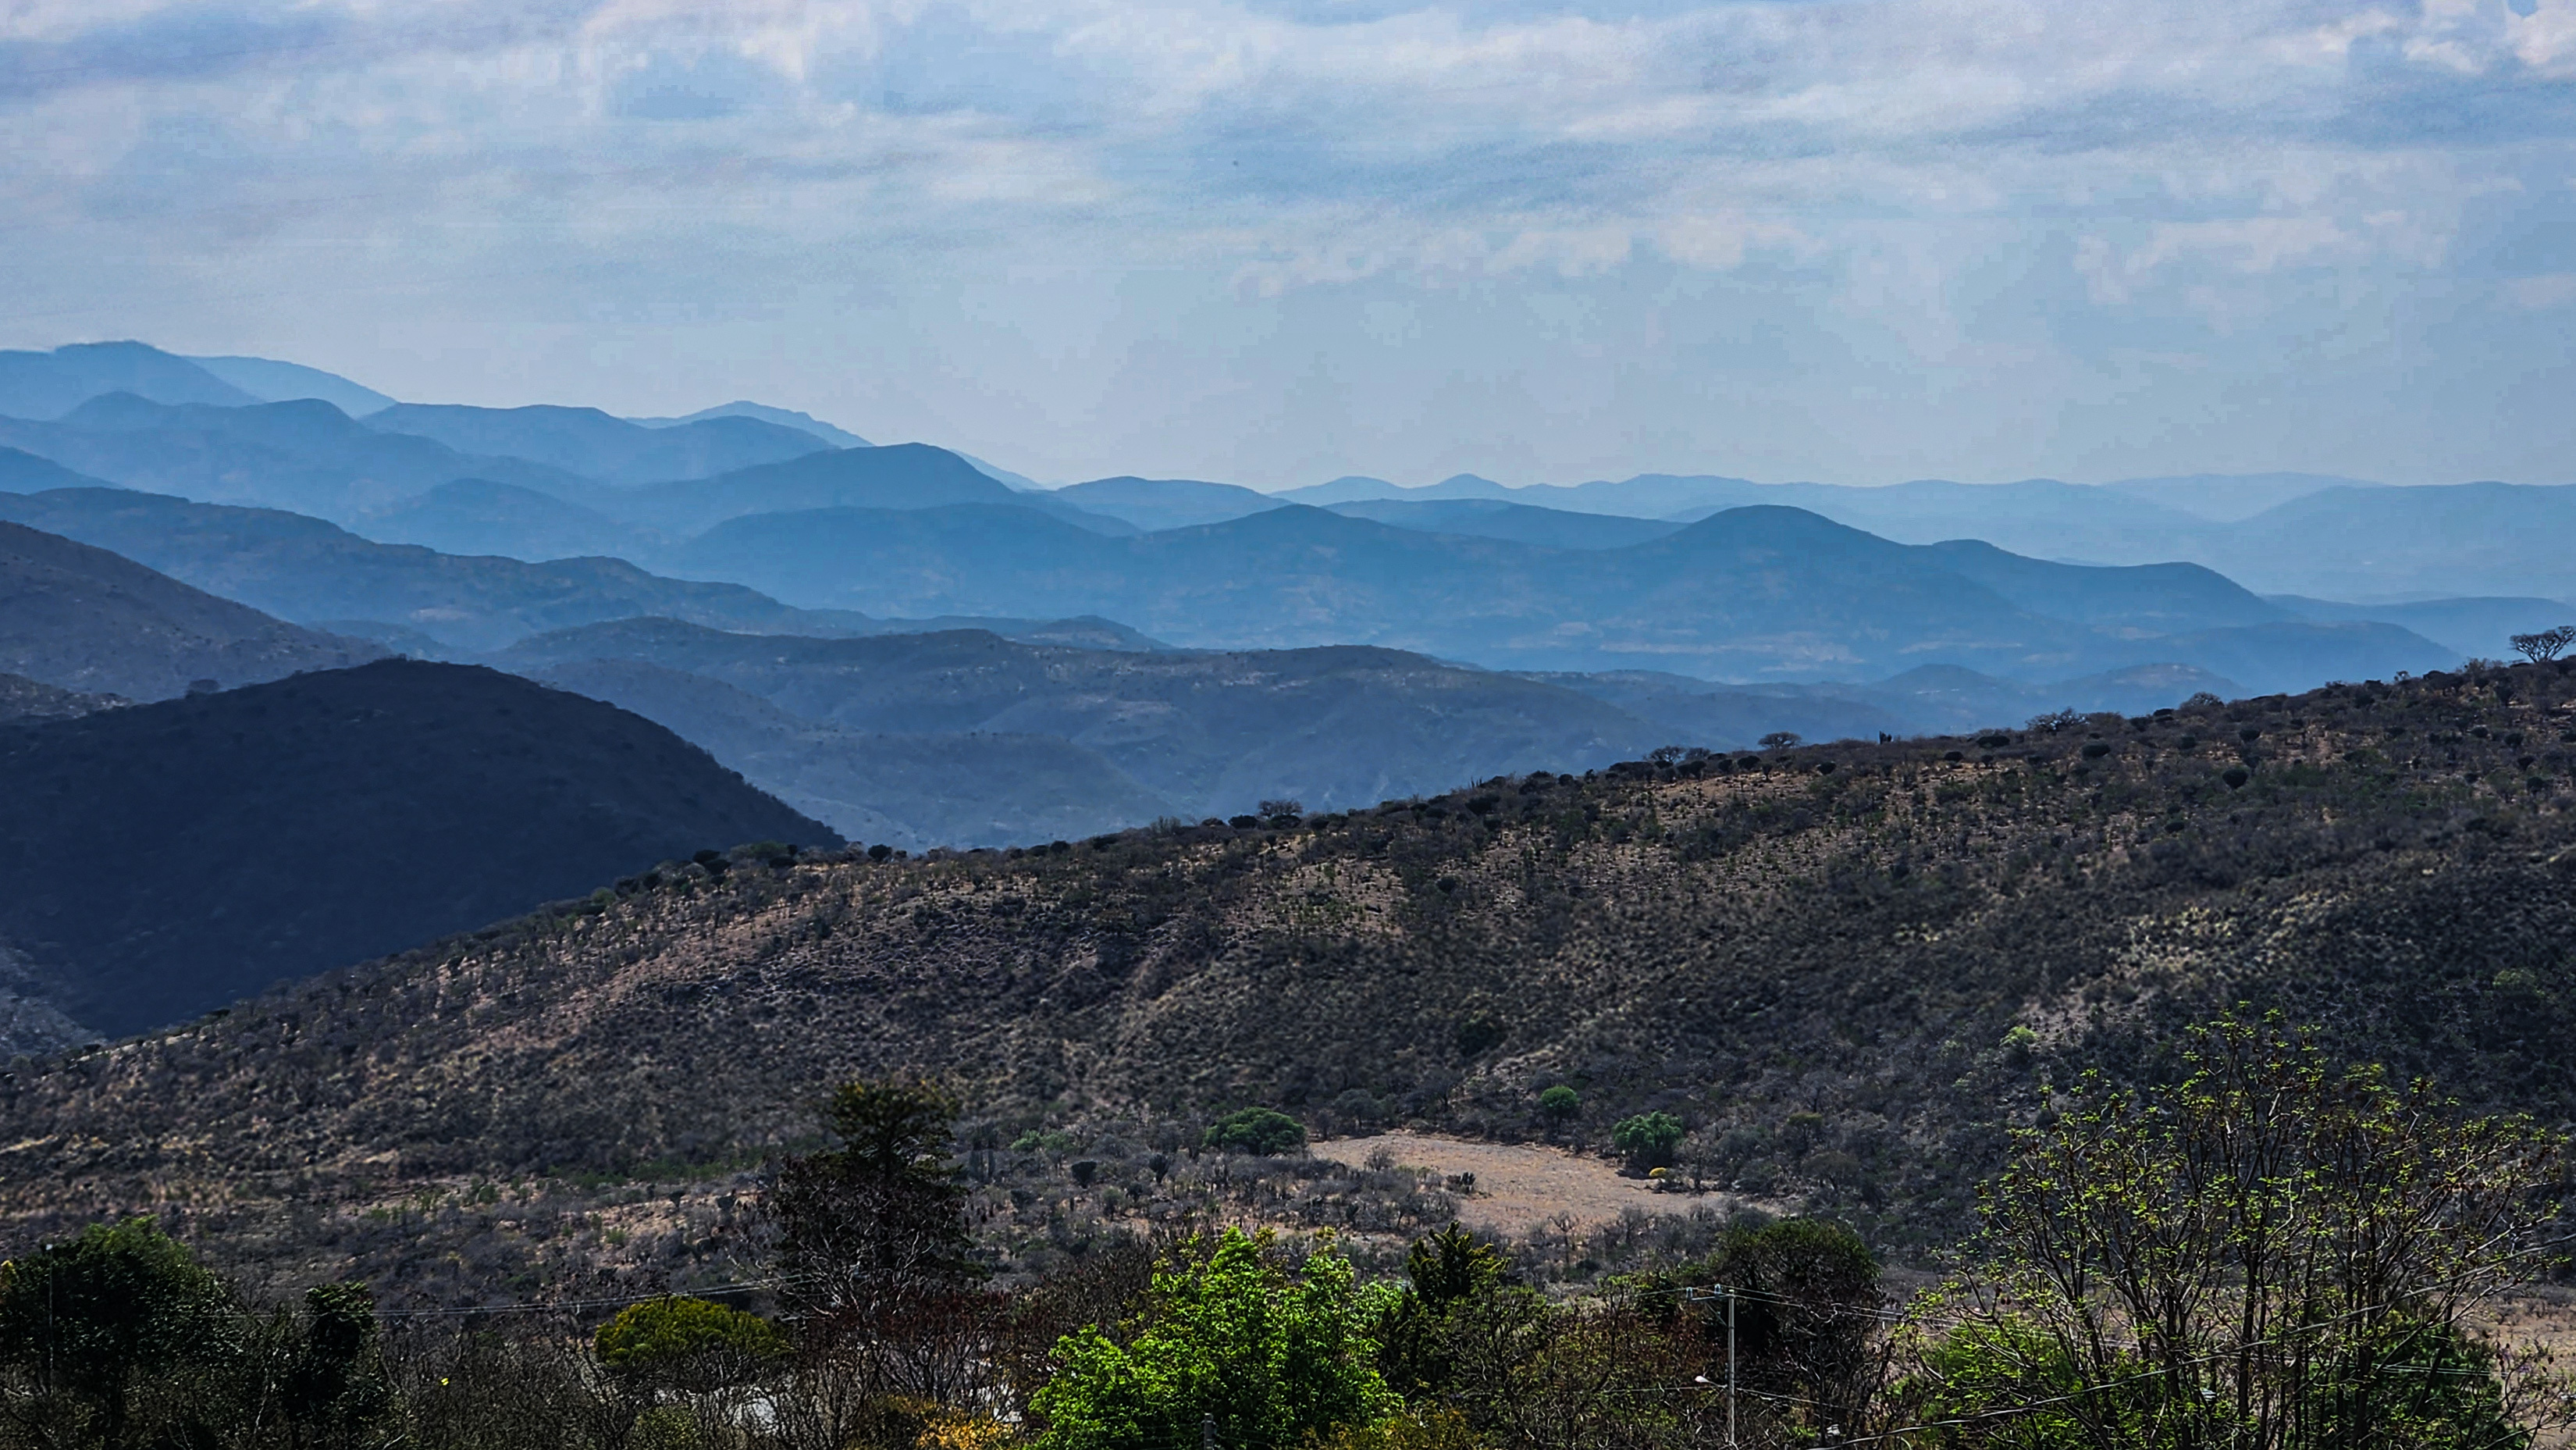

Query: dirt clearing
[1315,1130,1745,1238]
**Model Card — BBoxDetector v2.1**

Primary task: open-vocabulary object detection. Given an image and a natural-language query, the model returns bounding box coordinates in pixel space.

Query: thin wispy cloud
[2,0,2571,486]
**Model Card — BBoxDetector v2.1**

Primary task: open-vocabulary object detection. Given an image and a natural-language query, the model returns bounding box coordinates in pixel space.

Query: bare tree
[2509,624,2576,664]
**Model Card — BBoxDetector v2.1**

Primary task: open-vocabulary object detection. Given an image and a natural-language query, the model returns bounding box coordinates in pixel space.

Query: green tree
[1625,1217,1883,1435]
[1203,1106,1307,1156]
[595,1296,789,1394]
[0,1217,236,1449]
[1030,1227,1398,1450]
[1376,1224,1511,1397]
[1609,1113,1685,1172]
[276,1281,393,1449]
[1535,1086,1580,1135]
[763,1077,981,1333]
[1894,1013,2571,1449]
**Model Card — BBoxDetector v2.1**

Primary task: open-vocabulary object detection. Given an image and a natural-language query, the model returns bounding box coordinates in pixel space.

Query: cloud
[0,0,2571,486]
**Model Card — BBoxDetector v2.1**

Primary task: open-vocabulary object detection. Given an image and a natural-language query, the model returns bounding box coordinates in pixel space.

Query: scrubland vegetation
[4,658,2576,1443]
[8,1015,2571,1448]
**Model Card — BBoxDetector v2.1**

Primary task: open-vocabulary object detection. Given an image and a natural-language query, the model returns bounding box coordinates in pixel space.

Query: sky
[3,1,2574,490]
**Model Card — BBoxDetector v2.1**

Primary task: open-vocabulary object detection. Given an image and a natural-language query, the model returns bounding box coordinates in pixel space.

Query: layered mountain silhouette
[594,444,1129,536]
[0,486,1169,657]
[495,619,1678,828]
[0,486,859,651]
[185,353,397,415]
[0,518,384,698]
[0,341,259,419]
[629,401,870,449]
[0,394,596,521]
[527,656,1181,849]
[0,659,834,1039]
[674,501,2457,688]
[366,402,831,483]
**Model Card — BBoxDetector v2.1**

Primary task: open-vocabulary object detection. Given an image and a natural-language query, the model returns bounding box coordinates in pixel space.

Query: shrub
[593,1297,786,1391]
[1030,1227,1397,1450]
[1610,1111,1686,1170]
[1537,1085,1581,1124]
[1204,1107,1307,1156]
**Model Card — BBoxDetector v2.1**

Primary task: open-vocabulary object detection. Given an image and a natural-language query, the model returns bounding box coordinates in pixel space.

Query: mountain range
[671,500,2457,688]
[0,518,383,698]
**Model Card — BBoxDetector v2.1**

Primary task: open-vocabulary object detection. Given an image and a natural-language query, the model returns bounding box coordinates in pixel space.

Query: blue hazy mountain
[1324,498,1685,550]
[0,483,1160,657]
[599,444,1133,538]
[673,499,2457,687]
[629,401,871,448]
[0,486,871,651]
[0,518,384,700]
[494,620,1680,823]
[0,341,258,419]
[186,354,398,415]
[366,402,831,484]
[2197,483,2576,600]
[523,655,1180,852]
[1273,472,2574,600]
[357,479,663,562]
[2105,472,2382,522]
[1051,476,1288,531]
[2269,594,2576,660]
[0,394,596,521]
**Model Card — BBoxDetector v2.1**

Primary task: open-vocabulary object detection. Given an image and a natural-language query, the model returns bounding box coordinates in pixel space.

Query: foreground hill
[0,660,834,1041]
[0,519,384,698]
[2,661,2567,1288]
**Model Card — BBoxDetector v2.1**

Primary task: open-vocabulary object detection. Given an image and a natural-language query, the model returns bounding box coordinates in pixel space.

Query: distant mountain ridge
[0,341,258,419]
[672,499,2457,689]
[366,402,832,484]
[0,518,384,699]
[184,354,397,416]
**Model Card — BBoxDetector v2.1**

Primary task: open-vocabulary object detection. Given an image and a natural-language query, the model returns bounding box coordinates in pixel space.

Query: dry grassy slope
[3,662,2574,1265]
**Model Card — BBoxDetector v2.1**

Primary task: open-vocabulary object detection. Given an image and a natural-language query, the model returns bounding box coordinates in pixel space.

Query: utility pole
[1726,1282,1738,1448]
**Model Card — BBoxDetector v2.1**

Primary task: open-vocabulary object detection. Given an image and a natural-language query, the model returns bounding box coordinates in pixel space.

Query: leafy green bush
[1030,1227,1397,1450]
[1203,1106,1307,1156]
[593,1296,786,1391]
[1610,1111,1686,1170]
[1537,1085,1581,1123]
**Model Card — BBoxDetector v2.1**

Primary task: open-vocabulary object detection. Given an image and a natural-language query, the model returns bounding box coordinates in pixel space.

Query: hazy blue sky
[4,0,2573,487]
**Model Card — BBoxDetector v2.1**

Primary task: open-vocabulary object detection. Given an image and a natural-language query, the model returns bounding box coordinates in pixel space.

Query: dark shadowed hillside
[0,659,834,1039]
[2,660,2568,1291]
[0,519,384,698]
[0,672,126,722]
